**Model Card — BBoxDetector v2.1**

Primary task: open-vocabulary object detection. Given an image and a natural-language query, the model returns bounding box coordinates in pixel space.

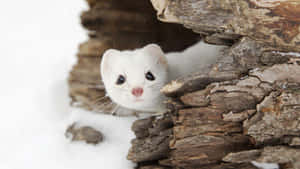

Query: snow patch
[272,51,300,57]
[251,161,279,169]
[0,0,137,169]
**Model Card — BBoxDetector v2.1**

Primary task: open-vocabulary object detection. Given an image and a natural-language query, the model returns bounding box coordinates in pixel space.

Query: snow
[272,51,300,57]
[0,0,136,169]
[252,161,279,169]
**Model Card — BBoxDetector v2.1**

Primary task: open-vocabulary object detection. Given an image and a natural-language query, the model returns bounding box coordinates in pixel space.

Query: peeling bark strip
[127,114,173,163]
[161,37,274,96]
[151,0,300,52]
[224,146,300,168]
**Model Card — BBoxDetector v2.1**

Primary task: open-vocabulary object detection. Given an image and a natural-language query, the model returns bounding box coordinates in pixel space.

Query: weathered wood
[127,114,173,163]
[128,38,300,168]
[161,37,300,97]
[65,123,103,144]
[161,37,272,96]
[224,146,300,169]
[151,0,300,52]
[137,165,170,169]
[81,8,156,32]
[203,163,258,169]
[223,109,256,123]
[244,82,300,145]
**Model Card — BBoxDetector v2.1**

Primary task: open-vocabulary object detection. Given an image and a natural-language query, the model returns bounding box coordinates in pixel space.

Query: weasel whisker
[148,83,164,89]
[111,105,119,116]
[93,95,108,103]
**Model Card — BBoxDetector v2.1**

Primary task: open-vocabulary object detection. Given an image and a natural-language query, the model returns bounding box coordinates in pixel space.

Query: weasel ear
[100,49,119,79]
[143,44,167,65]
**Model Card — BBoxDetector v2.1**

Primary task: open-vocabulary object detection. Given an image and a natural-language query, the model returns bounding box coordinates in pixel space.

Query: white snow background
[0,0,136,169]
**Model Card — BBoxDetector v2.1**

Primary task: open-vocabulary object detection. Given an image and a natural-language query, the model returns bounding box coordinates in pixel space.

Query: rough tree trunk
[151,0,300,52]
[129,37,300,169]
[68,0,300,168]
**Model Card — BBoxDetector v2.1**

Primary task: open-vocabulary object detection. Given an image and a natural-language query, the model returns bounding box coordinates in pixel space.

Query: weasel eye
[145,71,155,81]
[116,75,126,85]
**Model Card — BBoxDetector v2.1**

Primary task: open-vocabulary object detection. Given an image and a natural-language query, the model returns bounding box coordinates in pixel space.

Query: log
[244,81,300,145]
[224,146,300,169]
[150,0,300,52]
[161,37,273,96]
[127,114,173,163]
[128,38,300,168]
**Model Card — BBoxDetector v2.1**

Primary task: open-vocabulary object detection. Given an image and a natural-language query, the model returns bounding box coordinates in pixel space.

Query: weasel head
[100,44,168,112]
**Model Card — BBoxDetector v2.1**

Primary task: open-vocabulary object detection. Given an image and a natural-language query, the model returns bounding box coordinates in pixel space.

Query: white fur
[100,41,226,113]
[251,161,279,169]
[166,41,225,79]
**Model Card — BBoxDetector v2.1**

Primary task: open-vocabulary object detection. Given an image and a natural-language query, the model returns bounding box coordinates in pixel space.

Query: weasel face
[101,44,168,112]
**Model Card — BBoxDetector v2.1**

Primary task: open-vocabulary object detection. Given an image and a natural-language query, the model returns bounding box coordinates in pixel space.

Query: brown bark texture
[128,37,300,169]
[151,0,300,52]
[65,122,103,144]
[128,0,300,168]
[68,0,300,168]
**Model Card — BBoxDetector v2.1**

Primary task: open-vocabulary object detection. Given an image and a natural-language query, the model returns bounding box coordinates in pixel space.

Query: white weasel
[100,41,225,114]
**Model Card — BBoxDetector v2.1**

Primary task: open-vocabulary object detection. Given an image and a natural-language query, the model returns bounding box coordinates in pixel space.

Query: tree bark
[129,37,300,168]
[151,0,300,52]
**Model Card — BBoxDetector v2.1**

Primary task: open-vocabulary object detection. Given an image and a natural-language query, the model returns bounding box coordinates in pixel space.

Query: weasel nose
[132,87,143,97]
